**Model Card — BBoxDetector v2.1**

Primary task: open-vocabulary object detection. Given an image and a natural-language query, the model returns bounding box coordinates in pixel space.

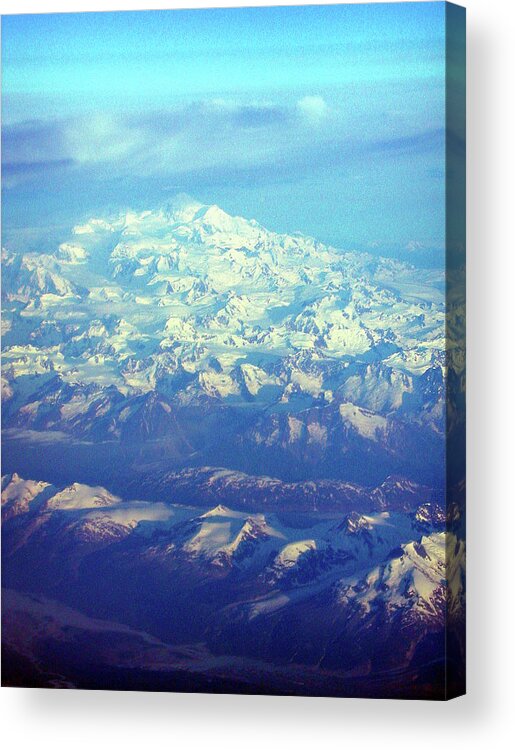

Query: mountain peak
[163,193,204,223]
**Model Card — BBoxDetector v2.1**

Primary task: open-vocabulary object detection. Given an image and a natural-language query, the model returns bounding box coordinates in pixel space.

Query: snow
[335,531,448,620]
[3,471,461,637]
[1,473,51,507]
[338,402,387,441]
[57,243,89,264]
[274,540,317,567]
[2,197,447,443]
[46,483,121,510]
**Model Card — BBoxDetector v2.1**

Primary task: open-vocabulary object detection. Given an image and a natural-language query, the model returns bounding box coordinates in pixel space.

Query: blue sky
[2,3,447,254]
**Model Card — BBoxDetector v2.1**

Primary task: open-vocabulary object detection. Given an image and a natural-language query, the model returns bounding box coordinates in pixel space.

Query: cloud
[2,95,442,198]
[63,113,143,164]
[368,128,444,155]
[297,95,328,125]
[231,104,291,129]
[2,158,75,179]
[2,99,322,187]
[2,120,69,164]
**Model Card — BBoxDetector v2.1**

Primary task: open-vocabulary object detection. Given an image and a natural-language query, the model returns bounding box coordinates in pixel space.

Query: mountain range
[1,197,465,696]
[1,195,459,492]
[1,472,464,697]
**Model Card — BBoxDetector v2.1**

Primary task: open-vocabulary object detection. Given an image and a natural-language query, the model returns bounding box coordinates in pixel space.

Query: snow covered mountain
[1,196,457,489]
[1,473,464,697]
[1,198,464,695]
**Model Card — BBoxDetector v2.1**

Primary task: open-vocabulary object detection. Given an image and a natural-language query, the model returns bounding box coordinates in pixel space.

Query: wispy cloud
[2,93,440,192]
[297,95,328,125]
[2,158,76,179]
[1,98,329,187]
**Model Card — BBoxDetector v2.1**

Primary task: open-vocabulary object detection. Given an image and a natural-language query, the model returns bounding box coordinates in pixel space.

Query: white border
[1,0,514,746]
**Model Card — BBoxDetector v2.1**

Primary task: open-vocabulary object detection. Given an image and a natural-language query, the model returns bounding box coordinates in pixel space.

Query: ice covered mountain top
[2,197,449,425]
[2,473,455,609]
[1,197,463,492]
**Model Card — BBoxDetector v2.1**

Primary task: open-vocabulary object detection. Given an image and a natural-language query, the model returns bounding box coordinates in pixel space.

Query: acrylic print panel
[1,2,466,699]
